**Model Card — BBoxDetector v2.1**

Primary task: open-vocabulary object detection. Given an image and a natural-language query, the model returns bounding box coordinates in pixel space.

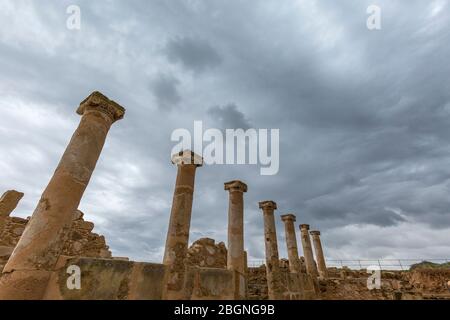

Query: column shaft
[163,151,202,300]
[259,201,283,300]
[280,215,302,274]
[225,180,247,274]
[310,231,328,279]
[300,225,319,278]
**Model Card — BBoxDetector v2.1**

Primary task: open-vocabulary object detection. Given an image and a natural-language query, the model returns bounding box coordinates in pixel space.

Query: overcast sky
[0,0,449,265]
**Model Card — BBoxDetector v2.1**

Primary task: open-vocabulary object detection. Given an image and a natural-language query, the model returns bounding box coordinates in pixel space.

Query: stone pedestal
[0,91,125,300]
[310,231,328,279]
[299,224,318,278]
[163,150,203,300]
[259,201,283,300]
[224,180,247,275]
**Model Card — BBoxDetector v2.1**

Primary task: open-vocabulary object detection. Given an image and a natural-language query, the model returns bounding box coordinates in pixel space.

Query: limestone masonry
[0,91,449,300]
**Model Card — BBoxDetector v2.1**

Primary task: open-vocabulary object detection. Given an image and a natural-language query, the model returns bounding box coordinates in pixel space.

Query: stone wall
[0,207,113,272]
[44,256,166,300]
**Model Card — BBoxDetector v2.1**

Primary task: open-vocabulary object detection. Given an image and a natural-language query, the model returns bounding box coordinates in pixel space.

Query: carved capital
[259,200,277,211]
[280,214,296,222]
[300,224,310,230]
[224,180,248,193]
[77,91,126,123]
[310,230,321,236]
[171,150,203,167]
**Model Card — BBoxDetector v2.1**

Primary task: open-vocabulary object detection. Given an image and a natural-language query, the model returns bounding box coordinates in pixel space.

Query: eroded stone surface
[163,150,203,300]
[0,91,125,300]
[259,201,284,300]
[0,190,24,217]
[186,238,227,268]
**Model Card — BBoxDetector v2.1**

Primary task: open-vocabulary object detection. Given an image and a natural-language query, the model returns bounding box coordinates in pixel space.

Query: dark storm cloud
[1,0,449,262]
[165,36,222,72]
[207,103,252,129]
[151,74,181,111]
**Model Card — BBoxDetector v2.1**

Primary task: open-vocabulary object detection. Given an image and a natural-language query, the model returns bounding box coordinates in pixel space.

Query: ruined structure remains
[0,91,448,300]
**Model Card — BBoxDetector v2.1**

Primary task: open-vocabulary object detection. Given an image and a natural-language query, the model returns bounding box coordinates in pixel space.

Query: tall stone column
[280,214,302,274]
[224,180,247,274]
[0,91,125,300]
[259,201,283,300]
[163,150,203,300]
[310,231,328,279]
[299,224,319,278]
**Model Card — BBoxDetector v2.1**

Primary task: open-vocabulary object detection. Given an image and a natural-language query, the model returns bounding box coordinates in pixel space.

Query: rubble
[186,238,227,268]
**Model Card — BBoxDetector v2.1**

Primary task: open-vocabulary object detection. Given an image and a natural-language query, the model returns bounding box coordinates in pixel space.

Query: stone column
[280,214,302,274]
[259,201,283,300]
[0,91,125,300]
[310,231,328,279]
[163,150,203,300]
[299,224,319,278]
[224,180,247,274]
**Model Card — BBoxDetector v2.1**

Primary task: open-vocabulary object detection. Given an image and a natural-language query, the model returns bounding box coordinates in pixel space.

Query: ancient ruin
[0,91,449,300]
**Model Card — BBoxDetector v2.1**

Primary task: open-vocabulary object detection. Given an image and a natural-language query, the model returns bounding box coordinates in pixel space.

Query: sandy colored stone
[186,238,227,269]
[259,201,284,300]
[310,230,328,279]
[299,224,319,278]
[0,190,24,217]
[0,91,125,300]
[224,180,247,275]
[163,150,203,300]
[280,214,303,274]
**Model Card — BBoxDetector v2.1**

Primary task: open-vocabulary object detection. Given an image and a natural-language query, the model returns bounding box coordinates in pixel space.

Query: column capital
[224,180,248,193]
[259,200,277,211]
[280,214,296,222]
[77,91,125,123]
[300,224,310,230]
[310,230,321,236]
[171,150,203,167]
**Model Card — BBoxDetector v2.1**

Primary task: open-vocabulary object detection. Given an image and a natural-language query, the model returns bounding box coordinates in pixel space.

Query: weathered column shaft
[225,180,247,274]
[0,91,125,300]
[280,214,302,274]
[310,231,328,279]
[163,151,202,300]
[300,224,319,278]
[259,201,283,300]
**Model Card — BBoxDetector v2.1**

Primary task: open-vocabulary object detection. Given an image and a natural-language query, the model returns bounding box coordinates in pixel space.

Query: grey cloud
[1,0,449,263]
[207,104,252,129]
[151,74,181,111]
[165,37,222,72]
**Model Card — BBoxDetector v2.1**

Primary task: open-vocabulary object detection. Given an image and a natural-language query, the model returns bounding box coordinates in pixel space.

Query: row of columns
[261,202,328,299]
[0,91,327,300]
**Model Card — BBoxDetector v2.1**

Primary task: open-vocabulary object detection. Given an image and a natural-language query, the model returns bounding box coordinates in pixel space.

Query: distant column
[299,224,319,278]
[310,231,328,279]
[224,180,247,274]
[259,201,283,300]
[163,150,203,300]
[280,214,302,274]
[0,91,125,300]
